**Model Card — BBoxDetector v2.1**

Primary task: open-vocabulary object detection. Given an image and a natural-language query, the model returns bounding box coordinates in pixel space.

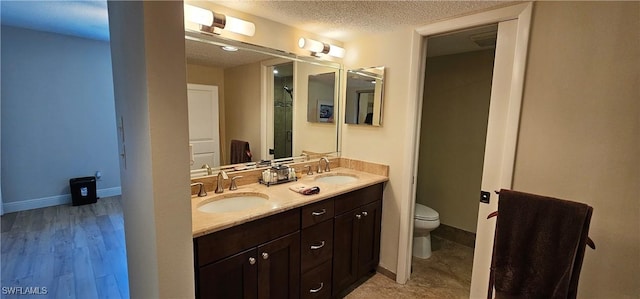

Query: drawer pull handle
[262,252,269,260]
[310,241,326,250]
[355,214,362,219]
[309,282,324,293]
[362,211,368,217]
[249,257,256,265]
[311,209,326,216]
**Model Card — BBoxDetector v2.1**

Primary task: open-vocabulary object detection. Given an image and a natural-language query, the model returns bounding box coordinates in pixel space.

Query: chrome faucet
[215,170,229,194]
[319,157,330,173]
[190,182,207,197]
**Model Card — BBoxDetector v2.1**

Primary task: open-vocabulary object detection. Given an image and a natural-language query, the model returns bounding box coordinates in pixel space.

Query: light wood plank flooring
[1,196,129,299]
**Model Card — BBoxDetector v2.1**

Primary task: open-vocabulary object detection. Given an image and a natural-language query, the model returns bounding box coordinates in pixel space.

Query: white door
[187,84,220,169]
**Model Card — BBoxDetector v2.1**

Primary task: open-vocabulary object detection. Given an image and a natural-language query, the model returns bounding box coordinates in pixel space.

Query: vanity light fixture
[184,4,256,37]
[298,37,345,58]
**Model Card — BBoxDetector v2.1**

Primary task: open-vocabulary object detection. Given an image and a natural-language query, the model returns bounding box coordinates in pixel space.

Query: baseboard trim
[2,187,122,214]
[432,223,476,248]
[377,265,396,281]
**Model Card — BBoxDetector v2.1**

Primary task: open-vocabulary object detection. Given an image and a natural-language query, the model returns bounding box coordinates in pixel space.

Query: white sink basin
[314,173,358,184]
[197,193,273,213]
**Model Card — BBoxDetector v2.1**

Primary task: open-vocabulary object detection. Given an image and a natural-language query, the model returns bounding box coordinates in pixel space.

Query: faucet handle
[190,182,207,197]
[304,165,313,175]
[230,176,243,191]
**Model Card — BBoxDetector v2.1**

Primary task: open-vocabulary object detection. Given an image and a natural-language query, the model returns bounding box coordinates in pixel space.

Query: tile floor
[346,236,474,298]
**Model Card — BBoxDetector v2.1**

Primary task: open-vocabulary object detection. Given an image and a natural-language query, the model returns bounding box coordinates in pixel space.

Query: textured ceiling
[1,1,514,68]
[215,1,512,41]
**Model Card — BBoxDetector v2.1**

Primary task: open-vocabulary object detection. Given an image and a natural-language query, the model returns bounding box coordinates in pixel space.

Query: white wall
[1,26,121,212]
[343,28,416,273]
[512,2,639,297]
[108,1,194,297]
[224,62,263,163]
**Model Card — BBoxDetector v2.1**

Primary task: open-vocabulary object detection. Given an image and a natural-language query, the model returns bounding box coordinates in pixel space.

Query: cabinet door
[357,200,382,277]
[332,211,360,296]
[198,248,258,299]
[257,232,301,299]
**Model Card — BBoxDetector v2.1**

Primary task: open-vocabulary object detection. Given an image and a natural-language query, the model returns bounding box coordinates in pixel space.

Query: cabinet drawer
[301,219,333,273]
[301,199,334,229]
[195,208,300,266]
[334,183,383,215]
[301,260,332,299]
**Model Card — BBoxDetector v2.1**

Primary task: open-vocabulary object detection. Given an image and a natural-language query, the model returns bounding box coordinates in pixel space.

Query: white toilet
[413,203,440,259]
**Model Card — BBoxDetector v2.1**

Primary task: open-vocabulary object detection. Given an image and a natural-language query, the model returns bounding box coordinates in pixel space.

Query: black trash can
[70,176,97,206]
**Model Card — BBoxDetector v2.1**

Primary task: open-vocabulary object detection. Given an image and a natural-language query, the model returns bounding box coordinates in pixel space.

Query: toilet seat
[414,204,439,221]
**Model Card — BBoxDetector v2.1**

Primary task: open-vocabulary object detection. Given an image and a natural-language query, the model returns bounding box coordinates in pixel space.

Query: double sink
[196,173,359,214]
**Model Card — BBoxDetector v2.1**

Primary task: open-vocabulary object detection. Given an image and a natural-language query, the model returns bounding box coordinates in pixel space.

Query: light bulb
[225,15,256,37]
[298,38,325,53]
[327,45,345,58]
[184,4,213,26]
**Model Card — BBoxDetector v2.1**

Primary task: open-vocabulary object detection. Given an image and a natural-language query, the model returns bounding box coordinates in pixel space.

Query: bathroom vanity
[191,167,386,299]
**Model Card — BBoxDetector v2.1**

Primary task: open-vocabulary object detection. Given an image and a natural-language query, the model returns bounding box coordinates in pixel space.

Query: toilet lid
[415,204,439,221]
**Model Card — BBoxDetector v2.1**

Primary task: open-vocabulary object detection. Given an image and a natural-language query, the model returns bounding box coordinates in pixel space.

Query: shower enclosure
[273,62,293,159]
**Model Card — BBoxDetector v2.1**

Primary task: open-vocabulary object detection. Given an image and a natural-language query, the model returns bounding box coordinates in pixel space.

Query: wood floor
[1,196,129,299]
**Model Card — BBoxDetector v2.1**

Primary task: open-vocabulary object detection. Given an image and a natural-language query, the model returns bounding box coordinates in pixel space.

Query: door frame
[396,2,533,295]
[261,58,294,160]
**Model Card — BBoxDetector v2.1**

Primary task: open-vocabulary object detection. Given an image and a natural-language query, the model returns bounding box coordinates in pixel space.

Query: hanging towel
[492,189,593,299]
[230,140,252,164]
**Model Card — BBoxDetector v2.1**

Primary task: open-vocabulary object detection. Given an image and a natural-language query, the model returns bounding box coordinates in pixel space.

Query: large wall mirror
[344,66,385,126]
[184,31,342,177]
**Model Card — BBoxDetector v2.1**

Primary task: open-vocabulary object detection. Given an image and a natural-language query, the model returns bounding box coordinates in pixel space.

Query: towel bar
[486,210,596,250]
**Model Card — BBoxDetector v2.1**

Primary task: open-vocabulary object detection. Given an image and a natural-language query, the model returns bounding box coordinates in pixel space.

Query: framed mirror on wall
[344,66,385,126]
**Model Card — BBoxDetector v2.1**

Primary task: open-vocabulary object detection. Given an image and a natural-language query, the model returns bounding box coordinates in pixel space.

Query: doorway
[397,4,533,298]
[412,24,498,293]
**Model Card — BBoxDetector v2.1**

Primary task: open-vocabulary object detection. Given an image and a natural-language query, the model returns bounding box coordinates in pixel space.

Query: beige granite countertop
[192,167,388,238]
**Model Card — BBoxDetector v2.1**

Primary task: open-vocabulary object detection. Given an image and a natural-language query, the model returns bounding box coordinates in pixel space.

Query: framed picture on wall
[318,103,334,123]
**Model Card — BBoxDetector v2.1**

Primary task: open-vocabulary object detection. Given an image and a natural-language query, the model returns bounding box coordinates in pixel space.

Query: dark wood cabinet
[258,232,301,299]
[195,209,300,299]
[194,183,383,299]
[198,248,258,299]
[332,185,383,297]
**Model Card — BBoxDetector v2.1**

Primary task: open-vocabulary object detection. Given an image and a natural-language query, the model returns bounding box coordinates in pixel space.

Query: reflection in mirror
[184,31,342,178]
[345,66,385,126]
[307,72,336,123]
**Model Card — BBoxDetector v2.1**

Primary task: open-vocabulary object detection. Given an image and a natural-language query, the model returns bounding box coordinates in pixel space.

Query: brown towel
[492,189,593,299]
[230,140,252,164]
